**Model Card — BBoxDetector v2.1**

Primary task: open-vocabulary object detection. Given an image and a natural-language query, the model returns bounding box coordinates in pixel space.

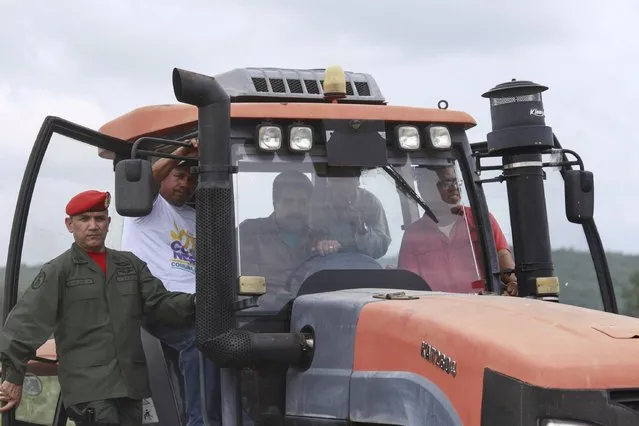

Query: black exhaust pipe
[172,68,312,368]
[173,67,242,426]
[173,67,238,359]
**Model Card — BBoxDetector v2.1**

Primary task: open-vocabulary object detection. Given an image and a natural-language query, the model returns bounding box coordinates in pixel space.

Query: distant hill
[1,248,638,317]
[552,249,639,314]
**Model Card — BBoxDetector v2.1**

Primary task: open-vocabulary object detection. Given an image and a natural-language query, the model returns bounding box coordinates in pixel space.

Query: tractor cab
[1,65,622,426]
[107,68,492,424]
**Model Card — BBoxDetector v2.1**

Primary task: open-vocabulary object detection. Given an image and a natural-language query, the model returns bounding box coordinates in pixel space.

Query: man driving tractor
[238,171,340,309]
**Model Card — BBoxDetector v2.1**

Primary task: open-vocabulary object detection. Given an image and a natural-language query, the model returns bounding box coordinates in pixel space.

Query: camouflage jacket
[0,243,196,406]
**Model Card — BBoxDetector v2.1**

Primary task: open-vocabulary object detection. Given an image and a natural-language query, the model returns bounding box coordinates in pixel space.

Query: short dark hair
[272,171,314,202]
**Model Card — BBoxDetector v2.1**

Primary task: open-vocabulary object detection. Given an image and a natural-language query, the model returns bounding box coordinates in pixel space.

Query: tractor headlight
[396,125,420,150]
[257,125,282,151]
[428,125,451,149]
[289,126,313,151]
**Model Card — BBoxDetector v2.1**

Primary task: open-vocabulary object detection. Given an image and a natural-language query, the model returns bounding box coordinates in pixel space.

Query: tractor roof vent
[212,67,385,104]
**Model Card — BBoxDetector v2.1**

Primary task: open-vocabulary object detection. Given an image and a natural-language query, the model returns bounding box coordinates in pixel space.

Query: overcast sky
[0,0,637,268]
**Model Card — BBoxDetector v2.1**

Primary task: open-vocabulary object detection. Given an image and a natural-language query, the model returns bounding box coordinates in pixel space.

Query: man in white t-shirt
[121,139,220,426]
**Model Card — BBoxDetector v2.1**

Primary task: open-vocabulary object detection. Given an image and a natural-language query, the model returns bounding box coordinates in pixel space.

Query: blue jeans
[147,321,221,426]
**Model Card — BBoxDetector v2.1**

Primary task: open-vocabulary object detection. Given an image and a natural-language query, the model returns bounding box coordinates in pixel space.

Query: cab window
[232,146,484,313]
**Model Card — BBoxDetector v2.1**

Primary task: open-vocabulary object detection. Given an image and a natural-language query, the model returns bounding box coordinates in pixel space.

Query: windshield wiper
[383,165,438,223]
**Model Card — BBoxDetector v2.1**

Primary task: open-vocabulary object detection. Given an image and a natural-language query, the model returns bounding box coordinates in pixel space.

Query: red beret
[66,190,111,216]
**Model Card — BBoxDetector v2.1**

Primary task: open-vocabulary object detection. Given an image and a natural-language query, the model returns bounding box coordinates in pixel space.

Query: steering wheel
[284,251,383,296]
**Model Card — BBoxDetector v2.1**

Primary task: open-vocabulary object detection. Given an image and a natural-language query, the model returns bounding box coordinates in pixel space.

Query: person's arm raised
[151,138,199,195]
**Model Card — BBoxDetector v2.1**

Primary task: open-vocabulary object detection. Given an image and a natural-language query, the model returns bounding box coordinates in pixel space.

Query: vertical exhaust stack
[172,68,313,370]
[172,68,238,359]
[482,80,560,301]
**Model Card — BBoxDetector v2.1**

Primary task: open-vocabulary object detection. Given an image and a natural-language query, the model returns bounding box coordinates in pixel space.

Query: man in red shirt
[397,165,517,296]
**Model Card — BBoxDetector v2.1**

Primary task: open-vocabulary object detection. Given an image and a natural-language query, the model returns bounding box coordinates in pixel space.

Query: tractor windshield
[233,146,487,312]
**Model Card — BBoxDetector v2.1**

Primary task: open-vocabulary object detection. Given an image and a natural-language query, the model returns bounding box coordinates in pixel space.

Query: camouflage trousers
[66,397,143,426]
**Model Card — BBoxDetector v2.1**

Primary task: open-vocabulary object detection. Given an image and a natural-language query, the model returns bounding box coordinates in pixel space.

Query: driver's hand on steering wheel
[313,240,342,256]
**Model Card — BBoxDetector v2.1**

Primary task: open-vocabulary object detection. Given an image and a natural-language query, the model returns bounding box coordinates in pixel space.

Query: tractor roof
[97,66,476,146]
[99,103,477,142]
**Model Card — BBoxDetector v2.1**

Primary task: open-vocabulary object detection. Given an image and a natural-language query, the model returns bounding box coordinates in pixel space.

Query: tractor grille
[211,67,385,103]
[251,76,371,97]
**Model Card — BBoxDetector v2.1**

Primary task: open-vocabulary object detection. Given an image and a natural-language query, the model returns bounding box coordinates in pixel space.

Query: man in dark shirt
[238,171,338,309]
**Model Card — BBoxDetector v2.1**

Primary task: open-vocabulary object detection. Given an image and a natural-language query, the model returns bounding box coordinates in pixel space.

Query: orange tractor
[4,65,639,426]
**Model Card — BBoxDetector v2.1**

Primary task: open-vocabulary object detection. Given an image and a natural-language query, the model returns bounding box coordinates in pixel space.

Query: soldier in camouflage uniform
[0,190,197,426]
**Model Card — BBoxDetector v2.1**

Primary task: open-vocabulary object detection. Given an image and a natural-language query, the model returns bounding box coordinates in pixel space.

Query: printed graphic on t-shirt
[170,221,196,274]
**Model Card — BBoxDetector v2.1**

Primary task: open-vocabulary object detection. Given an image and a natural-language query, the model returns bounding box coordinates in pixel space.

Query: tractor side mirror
[115,159,155,217]
[564,169,594,224]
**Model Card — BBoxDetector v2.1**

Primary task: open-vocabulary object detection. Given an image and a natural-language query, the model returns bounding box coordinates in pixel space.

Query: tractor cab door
[1,118,182,426]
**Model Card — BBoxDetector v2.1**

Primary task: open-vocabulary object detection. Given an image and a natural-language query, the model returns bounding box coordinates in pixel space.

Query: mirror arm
[130,136,194,160]
[556,148,584,171]
[134,149,200,163]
